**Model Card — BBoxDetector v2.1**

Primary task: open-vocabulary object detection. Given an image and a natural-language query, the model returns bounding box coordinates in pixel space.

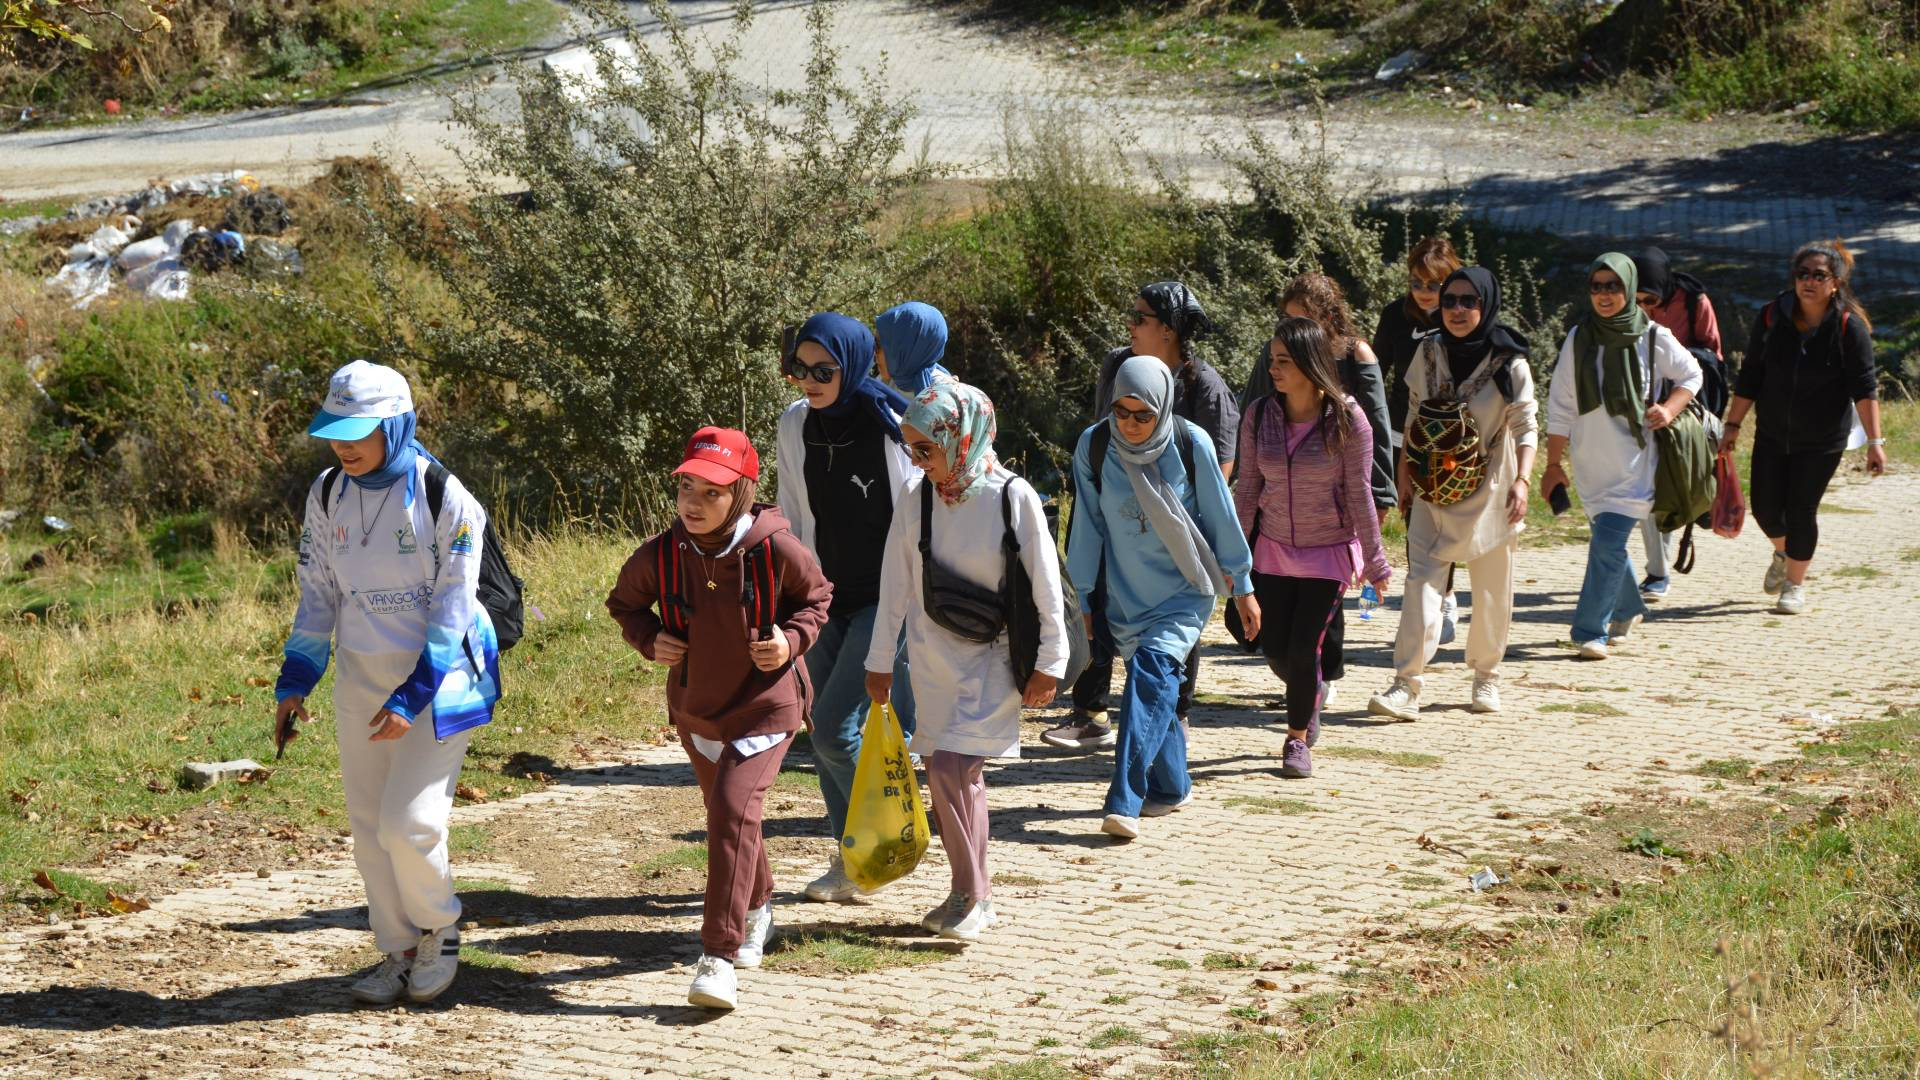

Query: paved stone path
[4,1,1916,294]
[3,470,1914,1078]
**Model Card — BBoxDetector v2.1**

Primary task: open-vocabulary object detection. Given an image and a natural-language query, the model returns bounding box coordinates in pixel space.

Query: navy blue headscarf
[874,302,953,395]
[351,411,440,505]
[800,311,908,443]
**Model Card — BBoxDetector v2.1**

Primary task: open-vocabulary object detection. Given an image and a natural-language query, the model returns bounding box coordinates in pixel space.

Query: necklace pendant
[705,580,718,590]
[360,536,369,547]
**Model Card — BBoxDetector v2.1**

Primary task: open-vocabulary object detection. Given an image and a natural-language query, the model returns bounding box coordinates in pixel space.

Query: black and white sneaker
[350,952,411,1005]
[405,925,460,1003]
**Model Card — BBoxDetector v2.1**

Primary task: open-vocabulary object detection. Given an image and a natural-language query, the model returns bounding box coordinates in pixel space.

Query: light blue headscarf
[874,302,953,395]
[1110,355,1224,596]
[351,412,440,505]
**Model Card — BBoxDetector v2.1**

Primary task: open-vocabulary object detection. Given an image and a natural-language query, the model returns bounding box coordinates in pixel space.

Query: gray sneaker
[921,891,968,934]
[1775,582,1807,615]
[350,952,411,1005]
[1608,613,1643,643]
[1279,737,1313,779]
[938,898,998,942]
[1041,717,1115,751]
[1763,552,1788,595]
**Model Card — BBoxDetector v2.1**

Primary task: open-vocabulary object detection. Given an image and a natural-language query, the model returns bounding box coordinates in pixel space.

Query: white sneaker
[922,890,969,933]
[1438,594,1458,646]
[687,954,737,1010]
[734,901,773,969]
[1321,681,1339,707]
[1470,678,1500,714]
[803,854,858,902]
[350,952,411,1005]
[1764,552,1788,595]
[1608,613,1643,642]
[1141,791,1193,818]
[1367,679,1421,722]
[1101,814,1139,840]
[1775,582,1807,615]
[405,926,460,1003]
[1577,639,1609,660]
[938,898,998,942]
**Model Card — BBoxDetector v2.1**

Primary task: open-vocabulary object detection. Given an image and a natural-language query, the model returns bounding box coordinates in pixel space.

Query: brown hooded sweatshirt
[606,505,832,741]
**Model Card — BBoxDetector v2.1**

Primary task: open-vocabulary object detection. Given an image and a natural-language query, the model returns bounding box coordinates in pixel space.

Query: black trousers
[1251,572,1344,734]
[1070,586,1201,717]
[1749,440,1844,562]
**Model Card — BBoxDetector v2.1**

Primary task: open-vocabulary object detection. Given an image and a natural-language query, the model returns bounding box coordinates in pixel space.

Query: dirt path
[2,470,1914,1078]
[4,1,1916,293]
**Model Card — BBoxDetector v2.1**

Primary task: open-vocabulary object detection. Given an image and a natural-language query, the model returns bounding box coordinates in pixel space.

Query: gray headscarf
[1109,355,1226,597]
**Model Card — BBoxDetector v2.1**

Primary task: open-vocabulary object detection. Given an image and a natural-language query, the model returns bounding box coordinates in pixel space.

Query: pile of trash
[39,170,304,309]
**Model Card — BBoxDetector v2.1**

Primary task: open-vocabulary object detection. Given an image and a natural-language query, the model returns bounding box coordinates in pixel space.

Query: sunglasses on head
[1795,269,1835,283]
[1438,293,1481,311]
[1589,280,1626,295]
[1111,402,1157,425]
[783,354,839,385]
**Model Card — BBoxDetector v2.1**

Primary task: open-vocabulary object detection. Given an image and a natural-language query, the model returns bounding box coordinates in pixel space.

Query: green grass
[1093,965,1120,976]
[772,765,822,795]
[0,198,65,222]
[1832,564,1884,579]
[452,877,513,893]
[1153,957,1193,970]
[1101,993,1132,1005]
[458,944,531,973]
[762,929,950,976]
[634,845,707,877]
[1224,796,1319,815]
[1900,547,1920,564]
[0,528,671,905]
[1314,746,1443,769]
[177,0,566,117]
[1693,758,1758,781]
[448,823,493,856]
[1086,1024,1145,1050]
[1203,952,1258,971]
[993,872,1047,887]
[1539,701,1627,717]
[1229,710,1920,1079]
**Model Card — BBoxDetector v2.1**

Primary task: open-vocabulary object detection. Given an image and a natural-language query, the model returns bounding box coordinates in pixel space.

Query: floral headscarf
[903,381,999,505]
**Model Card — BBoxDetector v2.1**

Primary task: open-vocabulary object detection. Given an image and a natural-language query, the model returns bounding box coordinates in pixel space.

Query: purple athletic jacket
[1234,395,1392,585]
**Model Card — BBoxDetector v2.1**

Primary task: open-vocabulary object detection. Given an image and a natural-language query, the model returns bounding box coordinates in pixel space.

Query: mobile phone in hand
[1548,483,1572,516]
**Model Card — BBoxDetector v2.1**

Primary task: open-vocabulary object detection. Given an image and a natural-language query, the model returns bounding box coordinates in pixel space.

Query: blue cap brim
[307,411,382,440]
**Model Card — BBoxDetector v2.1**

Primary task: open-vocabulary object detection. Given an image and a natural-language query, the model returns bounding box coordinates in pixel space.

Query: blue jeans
[805,604,915,839]
[1103,647,1189,818]
[1572,512,1650,645]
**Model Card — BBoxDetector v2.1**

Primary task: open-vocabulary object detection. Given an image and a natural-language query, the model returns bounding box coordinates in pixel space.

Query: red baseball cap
[674,426,760,485]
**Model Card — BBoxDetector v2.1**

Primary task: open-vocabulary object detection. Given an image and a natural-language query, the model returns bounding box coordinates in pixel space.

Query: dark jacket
[1373,298,1438,446]
[1241,341,1395,509]
[1735,294,1877,454]
[1093,346,1240,467]
[606,505,832,741]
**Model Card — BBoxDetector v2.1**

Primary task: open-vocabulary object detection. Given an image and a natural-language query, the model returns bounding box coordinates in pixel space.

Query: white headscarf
[1109,355,1225,596]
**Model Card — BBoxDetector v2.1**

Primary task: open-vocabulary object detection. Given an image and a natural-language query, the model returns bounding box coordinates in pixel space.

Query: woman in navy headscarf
[874,301,956,395]
[773,312,919,902]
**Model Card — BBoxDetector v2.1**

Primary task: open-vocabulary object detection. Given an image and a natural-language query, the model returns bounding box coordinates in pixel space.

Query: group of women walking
[273,239,1889,1013]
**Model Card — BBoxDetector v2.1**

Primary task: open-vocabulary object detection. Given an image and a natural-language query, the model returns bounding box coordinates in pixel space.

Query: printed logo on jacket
[449,519,476,557]
[352,583,435,616]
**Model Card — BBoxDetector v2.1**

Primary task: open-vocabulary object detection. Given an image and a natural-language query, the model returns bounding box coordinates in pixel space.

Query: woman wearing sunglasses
[1067,356,1254,839]
[1543,254,1702,660]
[1047,282,1240,752]
[1369,268,1535,722]
[773,312,919,902]
[1721,239,1886,615]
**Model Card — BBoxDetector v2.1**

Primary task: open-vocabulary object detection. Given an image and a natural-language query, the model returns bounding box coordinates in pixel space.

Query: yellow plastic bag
[839,701,929,893]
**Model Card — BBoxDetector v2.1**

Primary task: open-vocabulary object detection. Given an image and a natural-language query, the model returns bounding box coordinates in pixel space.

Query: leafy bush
[354,0,925,521]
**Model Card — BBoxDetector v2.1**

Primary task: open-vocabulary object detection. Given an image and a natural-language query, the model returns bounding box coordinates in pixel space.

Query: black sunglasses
[1126,309,1159,327]
[1438,293,1481,311]
[783,355,838,385]
[1794,269,1835,283]
[1111,402,1157,424]
[1589,280,1626,295]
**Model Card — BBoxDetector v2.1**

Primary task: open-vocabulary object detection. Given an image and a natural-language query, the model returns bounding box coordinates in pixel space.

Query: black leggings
[1072,588,1201,717]
[1749,441,1844,562]
[1252,572,1344,734]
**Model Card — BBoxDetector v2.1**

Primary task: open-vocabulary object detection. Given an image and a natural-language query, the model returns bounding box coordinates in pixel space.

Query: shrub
[355,0,926,522]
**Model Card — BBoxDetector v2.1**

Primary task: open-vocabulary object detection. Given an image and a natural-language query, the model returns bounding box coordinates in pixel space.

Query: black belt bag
[920,482,1007,643]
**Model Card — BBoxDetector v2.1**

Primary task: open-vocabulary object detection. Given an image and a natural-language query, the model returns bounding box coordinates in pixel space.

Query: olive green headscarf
[1573,252,1652,446]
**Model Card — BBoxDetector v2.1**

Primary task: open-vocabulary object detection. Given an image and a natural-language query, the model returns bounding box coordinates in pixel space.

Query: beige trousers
[1395,536,1516,693]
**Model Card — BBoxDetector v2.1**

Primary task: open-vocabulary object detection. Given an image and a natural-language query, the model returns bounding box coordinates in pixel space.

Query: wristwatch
[1867,437,1887,447]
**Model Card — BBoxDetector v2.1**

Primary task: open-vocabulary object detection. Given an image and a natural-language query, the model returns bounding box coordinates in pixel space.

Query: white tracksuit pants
[332,648,471,953]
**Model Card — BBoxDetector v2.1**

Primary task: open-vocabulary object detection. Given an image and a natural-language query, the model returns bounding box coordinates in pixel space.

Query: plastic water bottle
[1358,583,1379,621]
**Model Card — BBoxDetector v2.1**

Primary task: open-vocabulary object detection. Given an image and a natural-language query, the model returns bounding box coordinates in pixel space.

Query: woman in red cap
[606,427,832,1011]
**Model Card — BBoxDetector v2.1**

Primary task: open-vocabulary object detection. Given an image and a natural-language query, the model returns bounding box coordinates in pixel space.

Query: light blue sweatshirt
[1067,418,1254,661]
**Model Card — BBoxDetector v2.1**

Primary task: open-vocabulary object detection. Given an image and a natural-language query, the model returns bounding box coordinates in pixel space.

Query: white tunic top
[865,471,1069,759]
[1546,324,1703,521]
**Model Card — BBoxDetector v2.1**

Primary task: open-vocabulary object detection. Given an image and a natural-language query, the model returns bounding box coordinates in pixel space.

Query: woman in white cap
[273,359,501,1006]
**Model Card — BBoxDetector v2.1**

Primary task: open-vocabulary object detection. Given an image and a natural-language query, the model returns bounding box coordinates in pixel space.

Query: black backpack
[996,481,1092,689]
[653,528,780,688]
[321,464,527,651]
[1086,421,1195,494]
